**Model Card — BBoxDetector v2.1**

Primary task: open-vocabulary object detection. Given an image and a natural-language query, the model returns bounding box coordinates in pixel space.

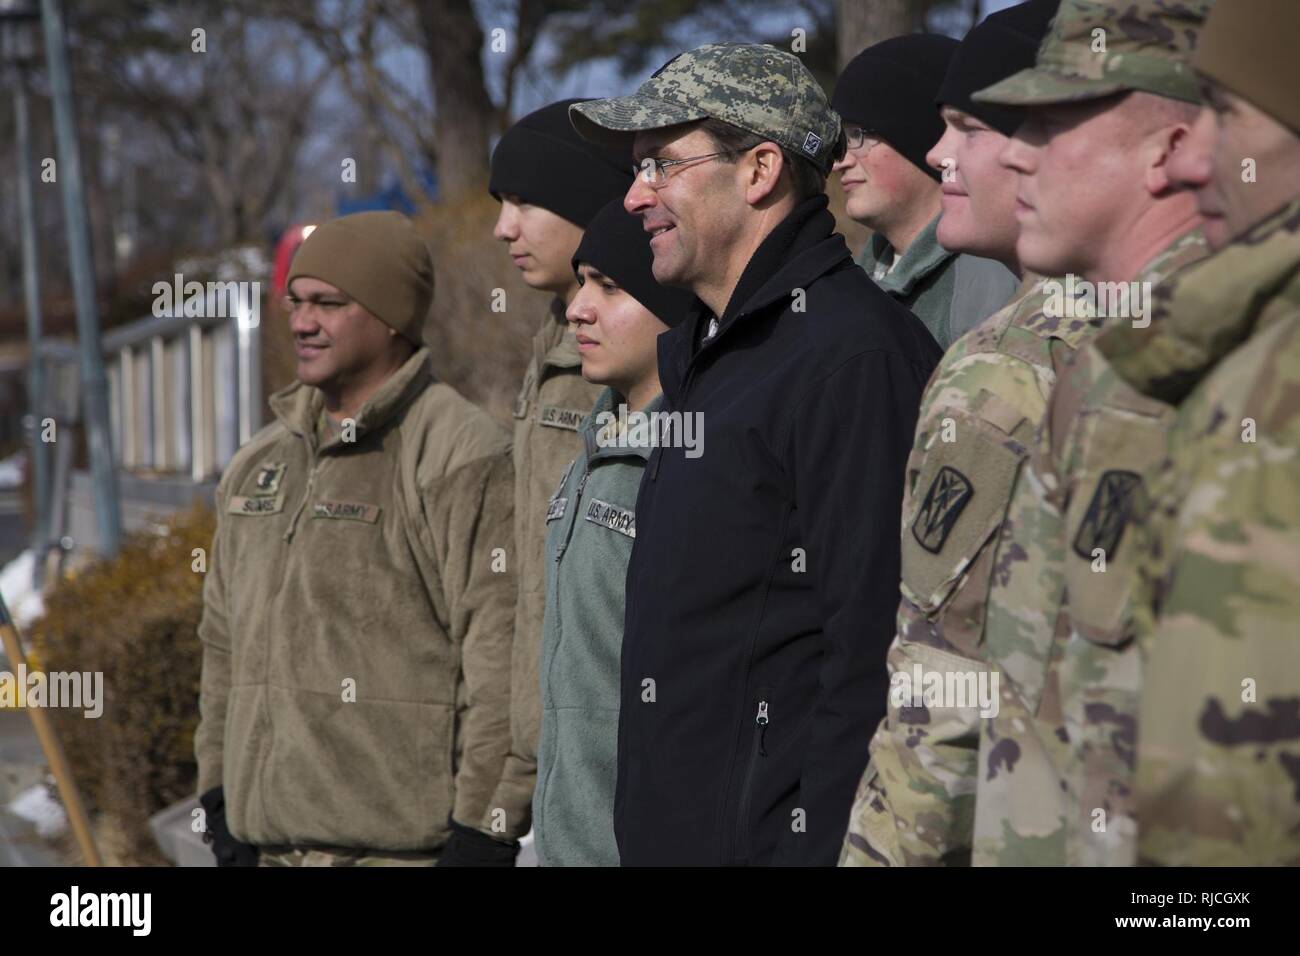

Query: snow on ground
[8,782,68,839]
[0,451,24,490]
[0,549,44,631]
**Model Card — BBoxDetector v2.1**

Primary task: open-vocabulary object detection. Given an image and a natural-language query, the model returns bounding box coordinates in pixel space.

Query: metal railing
[40,286,261,482]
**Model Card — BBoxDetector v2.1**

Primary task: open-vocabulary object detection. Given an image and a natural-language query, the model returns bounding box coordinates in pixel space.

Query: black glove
[199,786,260,867]
[435,817,518,867]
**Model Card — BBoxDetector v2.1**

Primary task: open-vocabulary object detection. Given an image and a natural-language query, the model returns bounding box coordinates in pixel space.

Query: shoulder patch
[584,498,636,538]
[250,461,286,496]
[911,466,973,554]
[1072,470,1142,561]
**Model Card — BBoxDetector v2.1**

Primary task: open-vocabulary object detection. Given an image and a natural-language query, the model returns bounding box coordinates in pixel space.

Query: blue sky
[507,0,1029,114]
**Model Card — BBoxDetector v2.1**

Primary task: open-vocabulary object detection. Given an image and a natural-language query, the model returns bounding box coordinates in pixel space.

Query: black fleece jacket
[615,194,941,866]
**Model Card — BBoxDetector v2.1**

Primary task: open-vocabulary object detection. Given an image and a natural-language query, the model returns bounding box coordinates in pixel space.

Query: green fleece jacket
[506,302,604,834]
[858,214,1018,351]
[194,347,523,851]
[533,388,660,866]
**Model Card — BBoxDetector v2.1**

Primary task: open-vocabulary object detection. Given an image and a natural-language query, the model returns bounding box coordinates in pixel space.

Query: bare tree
[837,0,922,69]
[79,3,330,246]
[412,0,496,200]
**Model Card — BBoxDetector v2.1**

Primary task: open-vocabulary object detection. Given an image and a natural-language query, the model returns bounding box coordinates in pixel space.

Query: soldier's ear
[745,141,785,206]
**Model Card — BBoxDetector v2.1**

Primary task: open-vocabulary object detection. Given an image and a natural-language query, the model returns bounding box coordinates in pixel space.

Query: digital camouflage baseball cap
[569,43,843,174]
[974,0,1213,108]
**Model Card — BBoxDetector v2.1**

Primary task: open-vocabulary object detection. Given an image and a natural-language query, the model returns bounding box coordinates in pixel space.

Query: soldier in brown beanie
[194,211,524,866]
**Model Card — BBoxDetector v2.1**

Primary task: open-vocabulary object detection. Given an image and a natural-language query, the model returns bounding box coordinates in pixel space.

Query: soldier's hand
[435,817,518,867]
[199,786,260,867]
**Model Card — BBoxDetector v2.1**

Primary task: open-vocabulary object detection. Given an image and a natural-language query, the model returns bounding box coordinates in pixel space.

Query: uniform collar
[269,346,434,450]
[658,195,853,406]
[582,386,666,464]
[537,296,582,372]
[1099,212,1294,406]
[717,193,850,324]
[860,213,953,298]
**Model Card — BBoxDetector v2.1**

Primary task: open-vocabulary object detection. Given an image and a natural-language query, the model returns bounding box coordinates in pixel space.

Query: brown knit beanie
[1195,0,1300,135]
[287,211,433,345]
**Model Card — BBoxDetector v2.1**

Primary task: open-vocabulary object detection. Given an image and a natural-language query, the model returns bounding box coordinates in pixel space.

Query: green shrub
[31,503,214,865]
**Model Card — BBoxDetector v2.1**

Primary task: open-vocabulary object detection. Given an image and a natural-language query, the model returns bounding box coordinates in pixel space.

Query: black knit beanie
[571,199,695,328]
[490,99,634,228]
[832,34,959,181]
[938,0,1060,136]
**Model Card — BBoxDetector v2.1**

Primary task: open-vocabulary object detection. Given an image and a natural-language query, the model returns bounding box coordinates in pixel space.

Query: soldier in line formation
[195,0,1300,867]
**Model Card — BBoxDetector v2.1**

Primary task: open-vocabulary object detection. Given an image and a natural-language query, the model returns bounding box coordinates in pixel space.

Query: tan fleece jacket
[195,347,523,850]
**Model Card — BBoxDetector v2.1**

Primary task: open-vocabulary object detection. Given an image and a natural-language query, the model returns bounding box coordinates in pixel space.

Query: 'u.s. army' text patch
[584,498,635,538]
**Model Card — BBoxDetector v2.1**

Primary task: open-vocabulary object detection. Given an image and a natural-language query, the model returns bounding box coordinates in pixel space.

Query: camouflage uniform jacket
[1098,199,1300,865]
[504,299,603,835]
[842,274,1096,866]
[976,228,1207,866]
[841,232,1206,867]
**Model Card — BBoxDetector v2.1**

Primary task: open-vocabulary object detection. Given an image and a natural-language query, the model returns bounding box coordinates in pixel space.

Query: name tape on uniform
[312,500,381,523]
[538,405,586,431]
[229,494,285,516]
[584,498,636,538]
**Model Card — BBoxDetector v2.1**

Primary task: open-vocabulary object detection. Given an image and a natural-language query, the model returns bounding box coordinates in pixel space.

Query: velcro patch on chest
[1072,470,1142,560]
[583,498,635,538]
[546,496,568,522]
[249,461,287,496]
[911,466,973,554]
[312,499,381,523]
[538,405,585,431]
[229,494,285,516]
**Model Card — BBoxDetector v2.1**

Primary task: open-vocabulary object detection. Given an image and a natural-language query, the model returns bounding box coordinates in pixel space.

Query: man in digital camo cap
[572,43,941,866]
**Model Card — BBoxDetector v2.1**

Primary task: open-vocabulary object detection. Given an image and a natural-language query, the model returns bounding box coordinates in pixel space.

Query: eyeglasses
[844,126,883,152]
[633,151,733,187]
[283,294,352,314]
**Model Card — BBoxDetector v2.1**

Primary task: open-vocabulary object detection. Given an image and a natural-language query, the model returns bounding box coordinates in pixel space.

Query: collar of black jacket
[720,192,848,325]
[661,194,853,403]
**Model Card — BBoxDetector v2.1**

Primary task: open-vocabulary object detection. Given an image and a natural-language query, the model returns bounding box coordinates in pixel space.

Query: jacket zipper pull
[756,700,769,757]
[555,472,590,562]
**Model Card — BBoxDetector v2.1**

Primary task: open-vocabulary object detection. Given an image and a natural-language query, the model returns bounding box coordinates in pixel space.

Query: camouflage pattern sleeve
[841,286,1054,866]
[1092,203,1300,865]
[1132,336,1300,866]
[841,638,997,866]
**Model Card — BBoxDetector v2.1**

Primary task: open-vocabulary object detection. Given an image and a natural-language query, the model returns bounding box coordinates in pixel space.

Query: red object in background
[271,224,318,298]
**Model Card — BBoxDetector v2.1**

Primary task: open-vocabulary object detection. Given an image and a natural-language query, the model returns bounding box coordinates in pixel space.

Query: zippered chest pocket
[734,687,772,865]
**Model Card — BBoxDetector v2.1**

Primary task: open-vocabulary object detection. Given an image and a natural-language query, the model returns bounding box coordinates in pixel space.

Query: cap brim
[569,95,709,149]
[973,67,1129,107]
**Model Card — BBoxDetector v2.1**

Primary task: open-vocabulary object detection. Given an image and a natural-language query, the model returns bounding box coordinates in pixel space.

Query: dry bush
[30,503,214,866]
